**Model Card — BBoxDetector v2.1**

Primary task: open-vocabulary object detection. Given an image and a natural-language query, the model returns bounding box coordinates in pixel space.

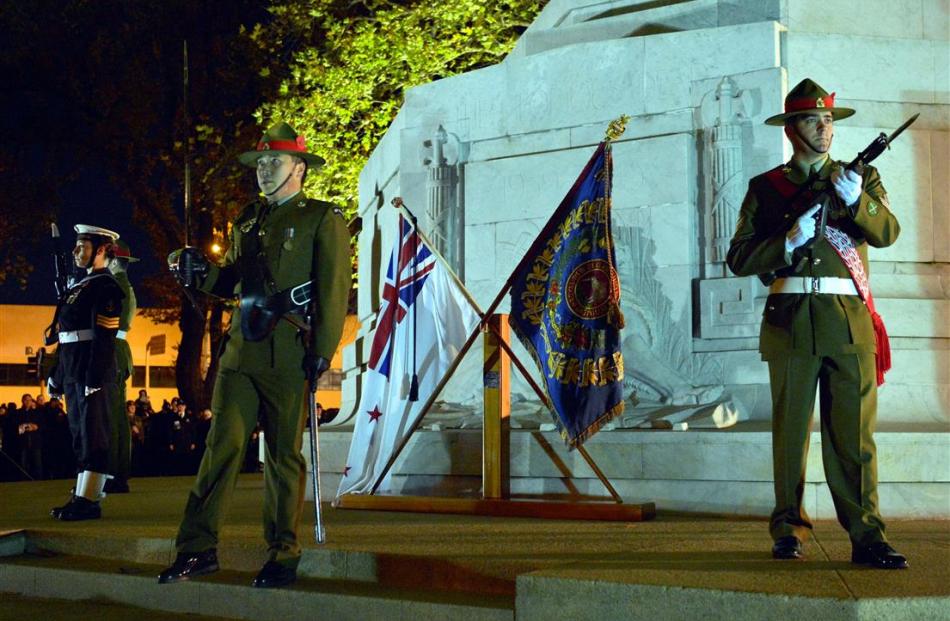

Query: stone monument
[326,0,949,517]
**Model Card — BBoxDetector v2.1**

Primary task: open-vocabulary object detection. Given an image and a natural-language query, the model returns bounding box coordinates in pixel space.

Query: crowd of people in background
[0,389,263,482]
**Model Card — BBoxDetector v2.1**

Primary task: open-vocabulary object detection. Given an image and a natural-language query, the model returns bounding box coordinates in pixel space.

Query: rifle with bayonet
[43,222,73,346]
[761,113,919,285]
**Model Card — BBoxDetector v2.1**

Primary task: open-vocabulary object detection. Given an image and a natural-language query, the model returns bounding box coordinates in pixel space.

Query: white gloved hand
[47,377,62,399]
[785,204,821,253]
[84,386,101,397]
[831,168,862,206]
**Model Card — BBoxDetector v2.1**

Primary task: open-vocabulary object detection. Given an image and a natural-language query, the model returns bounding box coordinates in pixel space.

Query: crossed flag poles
[343,197,624,502]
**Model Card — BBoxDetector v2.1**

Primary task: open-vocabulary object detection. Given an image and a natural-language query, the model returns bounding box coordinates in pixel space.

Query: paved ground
[1,475,948,601]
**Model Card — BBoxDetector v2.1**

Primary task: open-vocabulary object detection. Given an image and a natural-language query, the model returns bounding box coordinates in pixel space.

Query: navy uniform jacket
[51,268,124,388]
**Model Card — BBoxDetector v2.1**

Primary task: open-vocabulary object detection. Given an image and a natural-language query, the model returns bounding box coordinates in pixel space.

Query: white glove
[47,377,62,399]
[85,386,101,397]
[831,168,862,207]
[785,204,821,253]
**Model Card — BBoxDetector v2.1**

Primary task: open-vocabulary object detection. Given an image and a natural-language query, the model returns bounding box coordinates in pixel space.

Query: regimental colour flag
[509,142,626,448]
[337,214,480,496]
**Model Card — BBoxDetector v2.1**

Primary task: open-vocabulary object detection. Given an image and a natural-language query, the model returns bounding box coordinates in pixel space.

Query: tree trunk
[175,296,208,410]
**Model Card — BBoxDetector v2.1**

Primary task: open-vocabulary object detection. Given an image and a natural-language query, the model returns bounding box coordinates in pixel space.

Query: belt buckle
[808,277,820,294]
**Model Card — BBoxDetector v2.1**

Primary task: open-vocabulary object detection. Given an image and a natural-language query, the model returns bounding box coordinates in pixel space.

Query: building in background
[0,305,357,409]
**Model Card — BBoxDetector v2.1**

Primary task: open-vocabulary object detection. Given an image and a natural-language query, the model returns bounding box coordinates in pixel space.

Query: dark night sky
[0,1,270,307]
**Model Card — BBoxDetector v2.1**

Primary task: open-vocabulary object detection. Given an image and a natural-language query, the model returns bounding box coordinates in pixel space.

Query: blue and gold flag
[509,143,625,448]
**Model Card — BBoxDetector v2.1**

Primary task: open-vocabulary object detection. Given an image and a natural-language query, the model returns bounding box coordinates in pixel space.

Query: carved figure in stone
[611,224,735,429]
[727,78,906,569]
[704,77,746,268]
[422,125,464,277]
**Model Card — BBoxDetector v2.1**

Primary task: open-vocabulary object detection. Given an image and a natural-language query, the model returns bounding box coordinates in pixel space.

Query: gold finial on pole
[605,115,631,141]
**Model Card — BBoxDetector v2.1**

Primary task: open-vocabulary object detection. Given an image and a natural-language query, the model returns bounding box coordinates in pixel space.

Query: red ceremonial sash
[823,226,891,385]
[763,166,891,385]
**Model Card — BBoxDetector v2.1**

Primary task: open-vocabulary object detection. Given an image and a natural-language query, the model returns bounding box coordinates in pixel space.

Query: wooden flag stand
[336,312,655,522]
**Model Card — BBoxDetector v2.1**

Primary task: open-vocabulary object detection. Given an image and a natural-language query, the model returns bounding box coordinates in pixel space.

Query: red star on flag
[368,406,383,423]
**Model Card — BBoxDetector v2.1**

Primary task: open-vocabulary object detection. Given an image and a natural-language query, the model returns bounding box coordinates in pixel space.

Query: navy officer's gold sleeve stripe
[96,315,120,328]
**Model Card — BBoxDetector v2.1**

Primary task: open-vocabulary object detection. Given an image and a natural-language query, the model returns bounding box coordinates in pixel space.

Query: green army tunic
[727,156,900,545]
[175,191,351,566]
[108,270,136,482]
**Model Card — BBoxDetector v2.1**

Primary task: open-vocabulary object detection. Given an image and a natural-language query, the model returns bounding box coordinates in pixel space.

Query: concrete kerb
[0,561,514,621]
[514,573,950,621]
[0,530,26,557]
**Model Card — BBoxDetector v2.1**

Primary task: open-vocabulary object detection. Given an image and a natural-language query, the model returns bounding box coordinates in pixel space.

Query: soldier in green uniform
[727,79,907,569]
[158,122,351,588]
[105,239,137,494]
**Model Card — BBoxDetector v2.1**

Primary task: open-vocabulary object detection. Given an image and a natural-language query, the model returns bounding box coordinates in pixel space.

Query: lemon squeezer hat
[765,78,855,126]
[113,238,139,262]
[238,122,325,169]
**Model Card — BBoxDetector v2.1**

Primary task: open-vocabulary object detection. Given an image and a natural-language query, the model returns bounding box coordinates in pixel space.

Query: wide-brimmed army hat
[764,78,855,126]
[237,122,325,169]
[74,224,119,246]
[113,239,139,262]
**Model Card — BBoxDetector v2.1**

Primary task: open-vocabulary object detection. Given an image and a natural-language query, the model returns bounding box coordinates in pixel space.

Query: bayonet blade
[886,113,919,145]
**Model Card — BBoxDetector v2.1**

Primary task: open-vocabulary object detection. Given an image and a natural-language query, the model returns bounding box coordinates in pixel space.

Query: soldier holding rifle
[47,225,124,521]
[727,79,909,569]
[158,122,351,588]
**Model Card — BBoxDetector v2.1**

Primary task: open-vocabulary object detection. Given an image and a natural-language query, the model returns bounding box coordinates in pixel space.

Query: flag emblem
[367,217,436,378]
[566,259,619,320]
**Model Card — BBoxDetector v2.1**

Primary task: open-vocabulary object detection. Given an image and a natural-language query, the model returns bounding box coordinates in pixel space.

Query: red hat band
[785,93,836,114]
[256,135,307,153]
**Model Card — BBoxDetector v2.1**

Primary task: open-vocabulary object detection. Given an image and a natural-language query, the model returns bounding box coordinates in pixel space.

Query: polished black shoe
[54,497,101,521]
[252,560,297,589]
[104,478,130,494]
[772,536,804,560]
[50,495,78,519]
[158,549,220,583]
[851,541,908,569]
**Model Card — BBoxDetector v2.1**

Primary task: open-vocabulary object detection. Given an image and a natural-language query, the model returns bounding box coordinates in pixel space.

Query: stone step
[18,531,515,598]
[0,552,514,621]
[309,426,950,518]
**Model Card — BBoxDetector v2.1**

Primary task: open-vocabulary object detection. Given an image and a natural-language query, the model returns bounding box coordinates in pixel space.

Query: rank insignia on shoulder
[239,217,258,234]
[867,201,879,216]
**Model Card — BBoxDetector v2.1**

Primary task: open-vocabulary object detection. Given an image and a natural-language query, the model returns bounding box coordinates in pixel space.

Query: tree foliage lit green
[249,0,546,217]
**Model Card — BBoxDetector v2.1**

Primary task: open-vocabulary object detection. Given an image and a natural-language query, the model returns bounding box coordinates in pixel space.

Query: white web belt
[770,276,858,296]
[58,329,95,343]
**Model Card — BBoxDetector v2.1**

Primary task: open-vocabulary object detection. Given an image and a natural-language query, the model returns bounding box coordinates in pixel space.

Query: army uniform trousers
[65,381,115,474]
[108,341,133,481]
[768,350,887,546]
[176,365,308,566]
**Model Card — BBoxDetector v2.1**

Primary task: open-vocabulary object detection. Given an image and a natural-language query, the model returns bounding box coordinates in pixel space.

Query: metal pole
[183,40,191,248]
[306,379,326,543]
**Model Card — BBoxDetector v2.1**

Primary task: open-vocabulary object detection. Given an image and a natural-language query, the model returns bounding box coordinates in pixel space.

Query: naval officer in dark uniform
[48,224,124,521]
